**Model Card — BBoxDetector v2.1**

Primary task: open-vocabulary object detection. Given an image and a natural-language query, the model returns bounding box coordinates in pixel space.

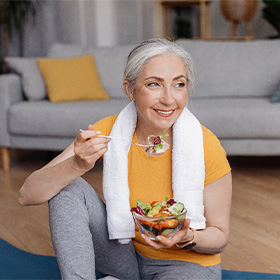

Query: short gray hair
[123,38,194,93]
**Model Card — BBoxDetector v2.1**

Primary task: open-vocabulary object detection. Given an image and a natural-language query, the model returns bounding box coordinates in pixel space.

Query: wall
[4,0,278,58]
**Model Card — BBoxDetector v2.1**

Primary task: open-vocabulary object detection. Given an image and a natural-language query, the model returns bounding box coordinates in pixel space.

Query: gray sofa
[1,39,280,170]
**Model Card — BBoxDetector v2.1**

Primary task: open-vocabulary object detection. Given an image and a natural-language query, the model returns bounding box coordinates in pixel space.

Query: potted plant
[262,0,280,38]
[0,0,42,73]
[220,0,259,37]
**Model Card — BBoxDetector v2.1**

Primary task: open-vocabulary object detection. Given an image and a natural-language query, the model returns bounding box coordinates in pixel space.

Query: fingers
[141,219,191,250]
[141,233,178,250]
[76,129,109,150]
[181,219,191,230]
[77,127,101,142]
[78,140,108,159]
[73,127,110,171]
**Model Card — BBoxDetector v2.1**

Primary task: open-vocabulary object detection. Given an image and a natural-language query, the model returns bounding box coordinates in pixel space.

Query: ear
[123,80,134,101]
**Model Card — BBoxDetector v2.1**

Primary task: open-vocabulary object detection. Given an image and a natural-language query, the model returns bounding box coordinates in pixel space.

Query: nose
[159,86,175,106]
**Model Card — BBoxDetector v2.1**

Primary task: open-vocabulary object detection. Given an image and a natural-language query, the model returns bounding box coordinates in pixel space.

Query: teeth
[155,109,173,115]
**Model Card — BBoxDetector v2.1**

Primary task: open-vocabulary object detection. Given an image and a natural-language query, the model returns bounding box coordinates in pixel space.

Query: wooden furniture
[1,147,9,171]
[220,0,259,38]
[157,0,212,39]
[192,36,254,41]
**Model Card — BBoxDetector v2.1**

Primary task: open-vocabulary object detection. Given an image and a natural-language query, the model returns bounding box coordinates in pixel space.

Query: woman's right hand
[73,125,110,172]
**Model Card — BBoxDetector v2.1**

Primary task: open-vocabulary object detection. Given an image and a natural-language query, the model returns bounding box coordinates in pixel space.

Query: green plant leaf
[1,0,42,36]
[262,0,280,34]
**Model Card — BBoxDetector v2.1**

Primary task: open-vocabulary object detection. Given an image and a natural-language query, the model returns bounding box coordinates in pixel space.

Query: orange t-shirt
[94,115,231,267]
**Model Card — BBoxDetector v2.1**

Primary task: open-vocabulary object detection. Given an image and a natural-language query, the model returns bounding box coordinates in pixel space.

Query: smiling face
[124,53,188,140]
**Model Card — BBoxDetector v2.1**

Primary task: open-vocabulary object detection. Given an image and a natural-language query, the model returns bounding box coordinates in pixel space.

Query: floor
[0,149,280,274]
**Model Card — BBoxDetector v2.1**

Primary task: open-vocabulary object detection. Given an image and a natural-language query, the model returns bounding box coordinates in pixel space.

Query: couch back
[177,39,280,99]
[48,43,135,99]
[49,39,280,100]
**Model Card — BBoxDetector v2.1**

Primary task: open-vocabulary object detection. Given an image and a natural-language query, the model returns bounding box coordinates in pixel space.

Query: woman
[19,38,232,280]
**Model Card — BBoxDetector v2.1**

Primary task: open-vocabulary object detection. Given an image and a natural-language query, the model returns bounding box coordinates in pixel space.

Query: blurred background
[0,0,279,60]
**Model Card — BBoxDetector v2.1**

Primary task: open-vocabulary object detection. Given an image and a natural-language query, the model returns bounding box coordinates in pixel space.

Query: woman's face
[124,53,188,135]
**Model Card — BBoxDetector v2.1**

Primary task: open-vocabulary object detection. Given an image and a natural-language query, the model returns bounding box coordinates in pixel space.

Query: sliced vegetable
[161,228,175,237]
[145,131,170,156]
[130,206,145,216]
[131,198,185,217]
[132,198,186,239]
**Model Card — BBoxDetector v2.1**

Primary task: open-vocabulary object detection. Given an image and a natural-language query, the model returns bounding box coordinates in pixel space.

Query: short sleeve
[202,126,231,186]
[92,115,118,136]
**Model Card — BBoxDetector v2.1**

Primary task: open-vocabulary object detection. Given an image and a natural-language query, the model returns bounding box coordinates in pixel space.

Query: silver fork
[79,129,153,148]
[99,135,153,147]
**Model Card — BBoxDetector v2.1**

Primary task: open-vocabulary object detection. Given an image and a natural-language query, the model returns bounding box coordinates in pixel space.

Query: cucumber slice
[174,202,184,212]
[161,228,175,237]
[169,202,184,214]
[142,224,159,236]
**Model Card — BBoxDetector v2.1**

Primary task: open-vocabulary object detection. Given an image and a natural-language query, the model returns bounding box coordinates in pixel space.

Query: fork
[79,129,153,148]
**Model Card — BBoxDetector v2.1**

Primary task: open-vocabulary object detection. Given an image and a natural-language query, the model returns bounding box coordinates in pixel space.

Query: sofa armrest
[0,73,24,147]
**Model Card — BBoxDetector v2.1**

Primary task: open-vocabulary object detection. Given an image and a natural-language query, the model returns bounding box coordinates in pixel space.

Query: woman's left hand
[142,172,232,252]
[141,219,192,249]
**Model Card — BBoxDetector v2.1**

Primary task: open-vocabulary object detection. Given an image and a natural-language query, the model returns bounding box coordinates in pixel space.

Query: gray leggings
[49,177,221,280]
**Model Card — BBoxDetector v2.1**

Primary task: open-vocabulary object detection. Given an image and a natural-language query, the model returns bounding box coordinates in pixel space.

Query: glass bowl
[132,208,187,240]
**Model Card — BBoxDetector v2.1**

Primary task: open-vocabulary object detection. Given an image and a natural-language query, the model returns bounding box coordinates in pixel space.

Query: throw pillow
[37,55,110,102]
[271,81,280,103]
[5,57,47,100]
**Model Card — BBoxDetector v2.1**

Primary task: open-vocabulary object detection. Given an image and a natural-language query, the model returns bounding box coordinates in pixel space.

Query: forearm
[193,226,229,254]
[192,173,232,254]
[19,156,85,206]
[19,128,109,206]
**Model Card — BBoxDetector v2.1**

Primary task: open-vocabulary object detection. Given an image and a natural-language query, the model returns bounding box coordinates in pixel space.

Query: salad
[145,131,170,156]
[131,198,186,238]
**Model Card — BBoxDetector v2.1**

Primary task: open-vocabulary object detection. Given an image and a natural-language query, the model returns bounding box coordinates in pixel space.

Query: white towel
[172,108,206,229]
[103,102,206,244]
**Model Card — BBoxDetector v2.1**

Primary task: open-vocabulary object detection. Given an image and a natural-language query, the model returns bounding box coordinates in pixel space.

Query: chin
[152,121,174,132]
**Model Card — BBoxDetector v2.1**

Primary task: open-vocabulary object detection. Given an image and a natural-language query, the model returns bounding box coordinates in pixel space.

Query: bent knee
[49,177,101,210]
[49,177,91,206]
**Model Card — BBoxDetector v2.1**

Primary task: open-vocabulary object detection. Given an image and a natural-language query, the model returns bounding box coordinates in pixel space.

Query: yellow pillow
[37,55,110,102]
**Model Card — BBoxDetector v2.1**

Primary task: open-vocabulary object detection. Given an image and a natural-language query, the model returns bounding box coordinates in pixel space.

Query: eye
[147,82,159,87]
[175,82,186,88]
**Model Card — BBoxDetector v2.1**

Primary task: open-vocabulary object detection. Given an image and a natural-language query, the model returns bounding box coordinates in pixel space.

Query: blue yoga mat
[0,238,60,279]
[1,239,279,279]
[222,270,280,279]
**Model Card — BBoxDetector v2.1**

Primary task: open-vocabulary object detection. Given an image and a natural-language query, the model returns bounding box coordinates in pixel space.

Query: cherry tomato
[151,201,160,207]
[153,213,169,218]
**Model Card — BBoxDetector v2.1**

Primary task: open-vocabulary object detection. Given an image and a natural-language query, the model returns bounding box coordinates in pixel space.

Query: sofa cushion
[9,99,129,138]
[188,97,280,139]
[9,97,279,140]
[85,45,135,99]
[37,55,110,102]
[5,57,47,100]
[48,43,135,99]
[177,39,280,99]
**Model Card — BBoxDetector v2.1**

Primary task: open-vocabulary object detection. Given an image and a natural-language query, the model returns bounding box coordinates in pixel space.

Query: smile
[154,109,175,116]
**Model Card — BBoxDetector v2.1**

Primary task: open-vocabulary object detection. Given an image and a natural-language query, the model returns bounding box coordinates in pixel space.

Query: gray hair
[123,38,194,93]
